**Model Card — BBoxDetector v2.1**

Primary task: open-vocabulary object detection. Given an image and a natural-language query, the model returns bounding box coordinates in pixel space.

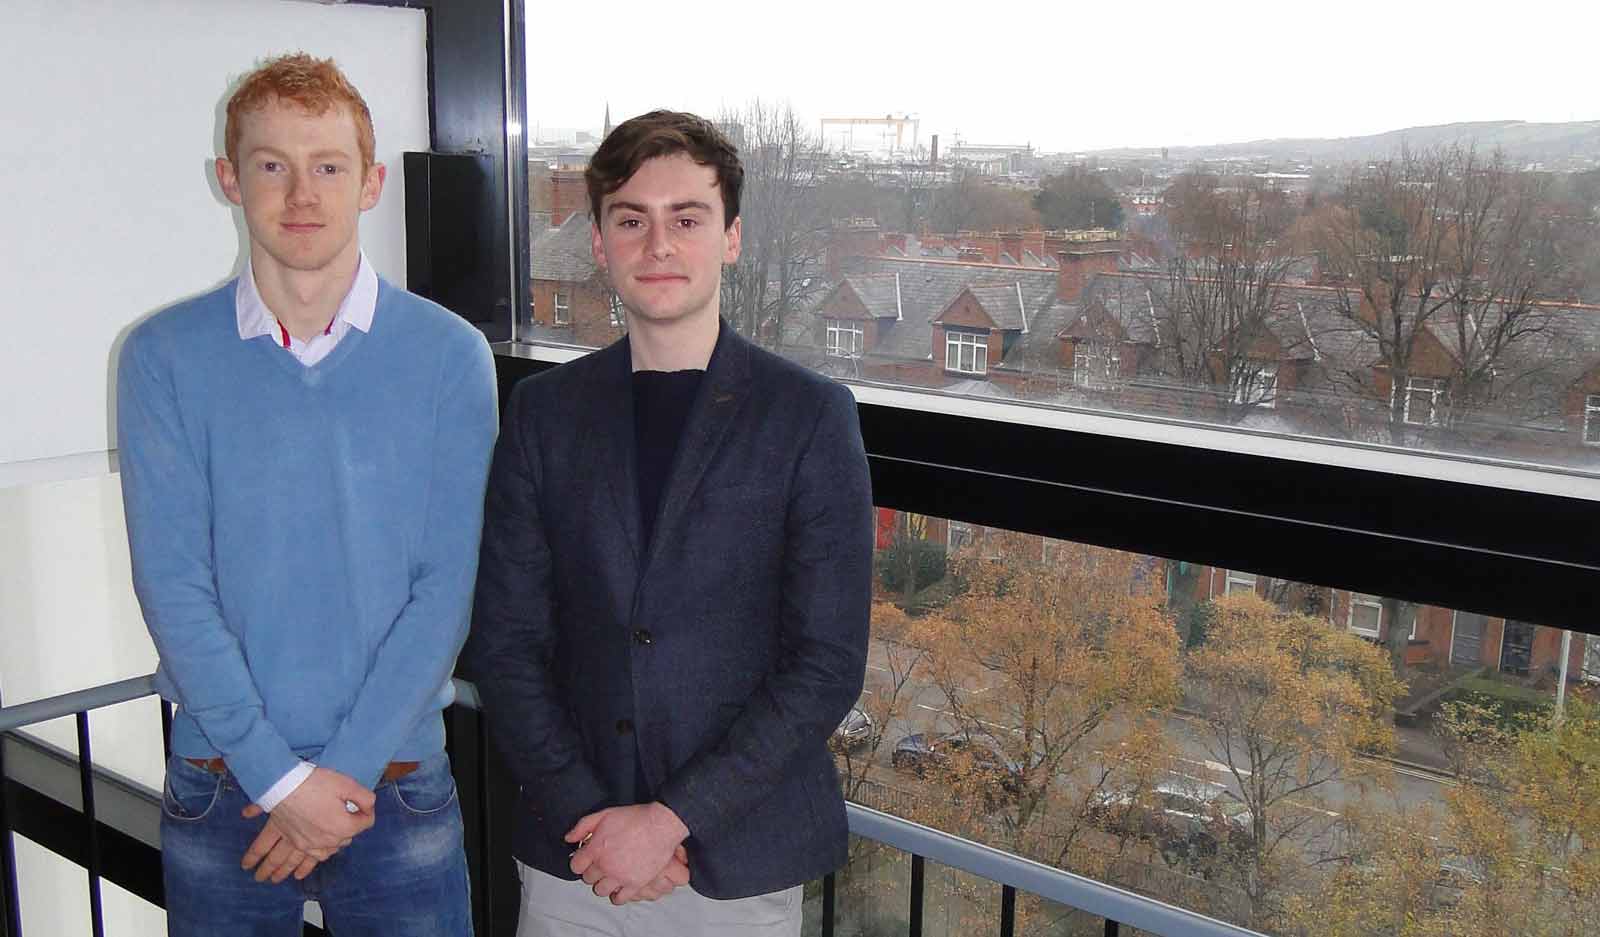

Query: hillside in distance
[1090,120,1600,167]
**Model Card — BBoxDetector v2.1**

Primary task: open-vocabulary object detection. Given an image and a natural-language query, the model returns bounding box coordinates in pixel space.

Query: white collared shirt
[232,251,377,810]
[236,252,378,367]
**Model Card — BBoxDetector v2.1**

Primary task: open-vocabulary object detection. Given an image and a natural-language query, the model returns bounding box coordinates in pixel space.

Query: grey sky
[527,0,1598,153]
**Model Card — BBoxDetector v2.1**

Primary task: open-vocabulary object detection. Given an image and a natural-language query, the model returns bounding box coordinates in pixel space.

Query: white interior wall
[1,3,431,932]
[0,0,429,478]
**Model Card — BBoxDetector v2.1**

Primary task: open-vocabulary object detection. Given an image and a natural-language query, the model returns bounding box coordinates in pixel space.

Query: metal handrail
[0,676,156,733]
[0,674,1267,937]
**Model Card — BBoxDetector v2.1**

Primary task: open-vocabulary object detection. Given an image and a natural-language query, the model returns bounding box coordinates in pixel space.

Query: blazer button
[616,718,634,735]
[633,629,653,645]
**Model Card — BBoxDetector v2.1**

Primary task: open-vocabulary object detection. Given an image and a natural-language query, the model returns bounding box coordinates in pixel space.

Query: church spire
[603,102,613,138]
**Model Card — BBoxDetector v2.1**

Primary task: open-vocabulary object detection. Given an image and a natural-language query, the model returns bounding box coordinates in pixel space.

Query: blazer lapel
[641,321,752,577]
[582,338,644,571]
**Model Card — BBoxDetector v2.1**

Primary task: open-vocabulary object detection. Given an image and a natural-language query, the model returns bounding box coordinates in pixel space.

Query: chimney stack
[549,169,589,227]
[1056,247,1121,302]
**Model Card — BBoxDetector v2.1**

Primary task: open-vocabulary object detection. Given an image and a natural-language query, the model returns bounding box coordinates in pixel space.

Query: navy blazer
[464,323,874,899]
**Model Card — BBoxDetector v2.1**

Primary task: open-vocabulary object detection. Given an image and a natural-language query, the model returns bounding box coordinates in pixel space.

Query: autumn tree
[1185,592,1404,924]
[1033,167,1123,231]
[1281,803,1459,937]
[718,99,829,347]
[1439,697,1600,937]
[1292,696,1600,937]
[913,535,1182,862]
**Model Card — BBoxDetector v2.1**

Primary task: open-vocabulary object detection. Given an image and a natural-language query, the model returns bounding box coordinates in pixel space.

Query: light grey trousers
[516,862,803,937]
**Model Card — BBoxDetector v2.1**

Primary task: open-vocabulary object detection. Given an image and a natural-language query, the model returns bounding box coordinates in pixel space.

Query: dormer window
[945,328,988,375]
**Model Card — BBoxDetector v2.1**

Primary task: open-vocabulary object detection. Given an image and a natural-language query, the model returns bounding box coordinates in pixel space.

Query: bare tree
[1311,146,1552,446]
[1154,176,1304,422]
[718,100,829,348]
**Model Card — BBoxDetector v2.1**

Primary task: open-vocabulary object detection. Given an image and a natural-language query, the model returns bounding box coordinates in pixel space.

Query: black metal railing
[0,676,1264,937]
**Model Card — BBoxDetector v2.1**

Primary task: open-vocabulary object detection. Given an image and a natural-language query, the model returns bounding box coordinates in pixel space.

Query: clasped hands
[240,766,376,884]
[567,802,691,904]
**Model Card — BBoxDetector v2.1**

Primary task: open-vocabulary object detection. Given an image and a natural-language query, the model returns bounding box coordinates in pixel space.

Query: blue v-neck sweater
[117,278,497,802]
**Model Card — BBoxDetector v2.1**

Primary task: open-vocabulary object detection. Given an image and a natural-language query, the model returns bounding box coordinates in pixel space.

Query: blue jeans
[160,751,472,936]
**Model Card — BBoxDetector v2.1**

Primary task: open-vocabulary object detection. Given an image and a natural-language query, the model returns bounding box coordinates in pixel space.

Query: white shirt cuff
[258,761,316,812]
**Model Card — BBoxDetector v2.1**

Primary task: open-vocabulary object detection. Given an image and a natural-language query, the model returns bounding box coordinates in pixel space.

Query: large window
[520,15,1600,480]
[512,11,1600,935]
[944,329,988,375]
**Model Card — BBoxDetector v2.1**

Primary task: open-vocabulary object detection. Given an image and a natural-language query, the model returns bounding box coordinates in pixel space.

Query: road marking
[866,664,888,673]
[915,704,1019,735]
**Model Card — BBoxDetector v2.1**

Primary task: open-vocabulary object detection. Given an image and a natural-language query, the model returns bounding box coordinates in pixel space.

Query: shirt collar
[235,252,379,342]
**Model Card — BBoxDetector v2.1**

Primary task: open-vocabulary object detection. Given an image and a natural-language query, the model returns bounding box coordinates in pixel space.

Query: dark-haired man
[465,110,873,934]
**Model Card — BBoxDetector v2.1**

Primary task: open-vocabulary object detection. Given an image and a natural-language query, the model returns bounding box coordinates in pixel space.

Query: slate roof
[834,257,1062,365]
[842,274,902,320]
[530,213,597,282]
[965,281,1031,331]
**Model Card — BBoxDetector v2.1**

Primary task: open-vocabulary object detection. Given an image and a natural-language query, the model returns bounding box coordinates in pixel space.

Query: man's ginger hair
[224,53,376,169]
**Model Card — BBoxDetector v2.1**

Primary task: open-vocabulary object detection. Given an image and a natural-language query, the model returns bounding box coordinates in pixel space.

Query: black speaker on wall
[404,151,509,339]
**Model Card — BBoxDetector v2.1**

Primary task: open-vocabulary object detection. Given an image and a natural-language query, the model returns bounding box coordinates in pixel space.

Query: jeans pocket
[389,755,458,816]
[162,757,224,822]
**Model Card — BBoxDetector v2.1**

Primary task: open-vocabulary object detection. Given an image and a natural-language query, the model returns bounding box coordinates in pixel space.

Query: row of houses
[888,511,1597,687]
[529,201,1600,466]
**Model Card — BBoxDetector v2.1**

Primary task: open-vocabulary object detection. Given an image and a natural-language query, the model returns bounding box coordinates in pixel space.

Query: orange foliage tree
[1185,592,1404,923]
[911,535,1183,865]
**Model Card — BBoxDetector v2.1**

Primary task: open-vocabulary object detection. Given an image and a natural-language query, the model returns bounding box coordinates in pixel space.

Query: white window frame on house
[945,329,989,375]
[1235,363,1278,409]
[1584,394,1600,445]
[1073,347,1121,390]
[826,320,864,358]
[554,289,571,326]
[947,520,976,551]
[608,292,625,328]
[1223,569,1257,596]
[1401,377,1446,426]
[1347,591,1384,638]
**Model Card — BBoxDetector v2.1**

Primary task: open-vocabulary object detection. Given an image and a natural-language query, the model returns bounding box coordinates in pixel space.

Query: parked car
[830,706,874,753]
[1431,855,1486,908]
[890,732,1024,796]
[1086,777,1253,863]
